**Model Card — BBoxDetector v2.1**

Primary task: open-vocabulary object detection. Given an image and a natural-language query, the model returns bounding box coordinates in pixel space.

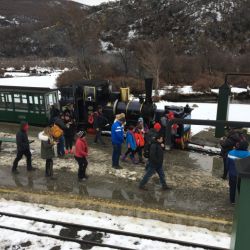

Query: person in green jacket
[38,126,58,178]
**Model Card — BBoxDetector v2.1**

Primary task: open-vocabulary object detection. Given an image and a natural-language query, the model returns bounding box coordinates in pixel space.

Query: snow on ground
[69,0,117,6]
[211,87,248,94]
[156,101,250,135]
[0,199,230,250]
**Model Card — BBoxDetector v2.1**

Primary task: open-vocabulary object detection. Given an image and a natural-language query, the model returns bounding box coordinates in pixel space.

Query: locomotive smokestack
[145,78,153,104]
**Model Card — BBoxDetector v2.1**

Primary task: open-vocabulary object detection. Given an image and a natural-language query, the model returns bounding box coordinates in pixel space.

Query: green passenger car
[0,75,59,126]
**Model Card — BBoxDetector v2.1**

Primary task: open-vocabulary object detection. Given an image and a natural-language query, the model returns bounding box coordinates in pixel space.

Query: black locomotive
[59,78,192,148]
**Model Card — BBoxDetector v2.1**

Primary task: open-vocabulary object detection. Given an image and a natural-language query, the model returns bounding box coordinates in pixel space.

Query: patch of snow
[100,40,113,52]
[69,0,117,6]
[211,87,248,94]
[128,29,136,39]
[4,72,30,77]
[6,67,15,71]
[231,87,248,94]
[178,86,203,95]
[0,15,5,19]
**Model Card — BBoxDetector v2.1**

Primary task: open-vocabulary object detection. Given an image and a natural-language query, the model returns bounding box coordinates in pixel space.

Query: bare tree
[135,37,172,94]
[54,4,101,79]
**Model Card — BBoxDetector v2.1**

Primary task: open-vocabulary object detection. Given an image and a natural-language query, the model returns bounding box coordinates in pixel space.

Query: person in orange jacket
[134,125,145,164]
[74,131,88,181]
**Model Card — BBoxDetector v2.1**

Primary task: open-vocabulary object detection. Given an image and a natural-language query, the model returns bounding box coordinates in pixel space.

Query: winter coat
[75,137,88,158]
[93,112,107,129]
[134,130,145,147]
[220,130,246,157]
[16,130,30,152]
[227,149,250,177]
[63,118,75,137]
[149,141,164,167]
[38,132,55,160]
[126,131,137,150]
[145,128,158,145]
[111,120,124,145]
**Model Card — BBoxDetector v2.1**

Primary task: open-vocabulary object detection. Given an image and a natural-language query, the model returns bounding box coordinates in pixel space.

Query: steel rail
[0,225,135,250]
[0,212,229,250]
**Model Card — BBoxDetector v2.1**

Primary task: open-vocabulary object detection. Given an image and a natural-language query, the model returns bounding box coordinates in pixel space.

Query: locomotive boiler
[59,78,192,148]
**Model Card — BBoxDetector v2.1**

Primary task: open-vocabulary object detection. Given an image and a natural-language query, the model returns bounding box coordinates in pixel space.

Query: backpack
[51,124,63,139]
[143,142,151,158]
[143,130,155,158]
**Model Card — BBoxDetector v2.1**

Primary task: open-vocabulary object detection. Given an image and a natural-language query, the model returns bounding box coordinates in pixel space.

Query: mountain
[94,0,250,54]
[0,0,249,57]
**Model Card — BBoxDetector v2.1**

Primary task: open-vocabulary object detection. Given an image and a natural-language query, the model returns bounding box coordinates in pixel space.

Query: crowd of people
[9,104,250,199]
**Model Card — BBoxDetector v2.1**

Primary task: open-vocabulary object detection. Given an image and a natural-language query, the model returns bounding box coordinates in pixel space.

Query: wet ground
[0,122,236,230]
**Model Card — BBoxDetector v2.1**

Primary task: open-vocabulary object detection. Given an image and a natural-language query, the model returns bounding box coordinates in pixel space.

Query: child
[122,125,137,164]
[74,131,88,180]
[63,114,75,155]
[134,125,145,164]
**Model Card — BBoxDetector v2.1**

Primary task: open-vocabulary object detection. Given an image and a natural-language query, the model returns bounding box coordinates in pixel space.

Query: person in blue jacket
[111,113,125,169]
[227,140,250,204]
[121,125,137,164]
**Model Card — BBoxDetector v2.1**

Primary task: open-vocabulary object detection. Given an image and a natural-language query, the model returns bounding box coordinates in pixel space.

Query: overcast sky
[70,0,117,6]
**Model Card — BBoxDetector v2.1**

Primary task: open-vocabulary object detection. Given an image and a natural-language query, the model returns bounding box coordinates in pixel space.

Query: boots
[121,154,127,162]
[131,157,139,164]
[45,160,53,177]
[138,157,145,164]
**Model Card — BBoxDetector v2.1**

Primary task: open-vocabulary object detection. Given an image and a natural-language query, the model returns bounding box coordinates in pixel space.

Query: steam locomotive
[59,78,192,148]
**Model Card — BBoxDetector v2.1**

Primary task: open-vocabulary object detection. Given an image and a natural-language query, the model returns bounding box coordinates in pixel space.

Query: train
[59,78,192,149]
[0,74,192,148]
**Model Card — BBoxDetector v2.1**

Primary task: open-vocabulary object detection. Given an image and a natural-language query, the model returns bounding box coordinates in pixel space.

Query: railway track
[0,212,229,250]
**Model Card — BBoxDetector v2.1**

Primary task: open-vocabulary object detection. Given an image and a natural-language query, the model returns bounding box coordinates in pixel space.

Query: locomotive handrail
[165,119,250,150]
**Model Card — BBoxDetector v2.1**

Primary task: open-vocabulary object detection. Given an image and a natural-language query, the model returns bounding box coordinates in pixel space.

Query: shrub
[192,74,223,91]
[56,69,83,87]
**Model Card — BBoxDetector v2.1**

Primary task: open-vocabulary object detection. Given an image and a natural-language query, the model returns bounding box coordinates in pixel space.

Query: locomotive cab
[59,80,112,127]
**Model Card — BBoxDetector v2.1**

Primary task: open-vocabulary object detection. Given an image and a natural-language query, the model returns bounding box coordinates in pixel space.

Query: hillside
[0,0,249,57]
[0,0,249,88]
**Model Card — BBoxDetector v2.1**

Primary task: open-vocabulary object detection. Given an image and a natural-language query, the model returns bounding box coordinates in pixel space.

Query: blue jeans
[140,163,167,187]
[112,144,122,167]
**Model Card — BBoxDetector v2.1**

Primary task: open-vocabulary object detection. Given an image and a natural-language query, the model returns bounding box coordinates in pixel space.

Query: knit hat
[77,130,86,138]
[236,140,249,150]
[21,121,29,132]
[153,122,161,131]
[167,111,175,119]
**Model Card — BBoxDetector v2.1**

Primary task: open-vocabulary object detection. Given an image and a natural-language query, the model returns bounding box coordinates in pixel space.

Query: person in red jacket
[134,125,145,163]
[74,131,88,181]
